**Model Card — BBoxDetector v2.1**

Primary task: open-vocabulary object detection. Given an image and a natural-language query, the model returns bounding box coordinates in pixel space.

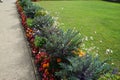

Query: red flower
[32,47,39,56]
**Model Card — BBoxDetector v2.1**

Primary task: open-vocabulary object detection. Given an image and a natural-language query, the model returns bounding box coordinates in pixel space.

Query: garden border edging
[15,1,40,80]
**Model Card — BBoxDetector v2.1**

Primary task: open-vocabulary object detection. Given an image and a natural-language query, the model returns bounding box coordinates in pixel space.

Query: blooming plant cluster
[16,0,112,80]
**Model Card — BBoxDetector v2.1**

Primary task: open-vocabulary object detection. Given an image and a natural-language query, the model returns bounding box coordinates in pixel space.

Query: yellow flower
[72,48,85,57]
[78,50,85,57]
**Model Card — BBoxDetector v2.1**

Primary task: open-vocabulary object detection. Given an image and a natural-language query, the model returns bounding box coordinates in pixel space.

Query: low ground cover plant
[15,0,119,80]
[26,18,33,27]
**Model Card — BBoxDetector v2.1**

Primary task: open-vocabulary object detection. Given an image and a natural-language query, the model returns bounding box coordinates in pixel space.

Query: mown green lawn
[36,1,120,68]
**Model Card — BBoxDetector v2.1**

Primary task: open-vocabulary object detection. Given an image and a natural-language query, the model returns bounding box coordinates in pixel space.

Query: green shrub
[26,18,33,27]
[32,15,54,29]
[19,0,39,18]
[34,35,46,47]
[41,26,61,37]
[24,4,40,18]
[19,0,32,8]
[45,29,82,57]
[56,55,110,80]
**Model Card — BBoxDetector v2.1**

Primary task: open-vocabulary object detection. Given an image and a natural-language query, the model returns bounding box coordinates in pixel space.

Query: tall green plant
[56,55,110,80]
[45,29,82,57]
[24,4,40,18]
[32,15,54,29]
[19,0,32,8]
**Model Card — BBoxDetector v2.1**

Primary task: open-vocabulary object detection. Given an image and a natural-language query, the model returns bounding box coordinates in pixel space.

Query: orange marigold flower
[43,64,47,68]
[43,63,49,68]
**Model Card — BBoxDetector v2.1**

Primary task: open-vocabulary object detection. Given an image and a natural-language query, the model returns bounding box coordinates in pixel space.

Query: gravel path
[0,1,36,80]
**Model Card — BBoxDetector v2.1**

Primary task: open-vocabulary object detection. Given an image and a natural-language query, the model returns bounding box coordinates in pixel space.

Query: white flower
[105,49,112,54]
[111,63,114,65]
[61,7,64,10]
[85,36,88,41]
[94,31,96,34]
[79,33,81,35]
[100,40,102,43]
[105,48,113,54]
[95,53,99,56]
[106,49,110,54]
[90,36,93,40]
[45,10,49,15]
[104,63,107,65]
[111,50,113,53]
[62,44,64,47]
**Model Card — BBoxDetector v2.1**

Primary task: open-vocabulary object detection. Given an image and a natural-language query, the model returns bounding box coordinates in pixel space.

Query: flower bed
[16,0,112,80]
